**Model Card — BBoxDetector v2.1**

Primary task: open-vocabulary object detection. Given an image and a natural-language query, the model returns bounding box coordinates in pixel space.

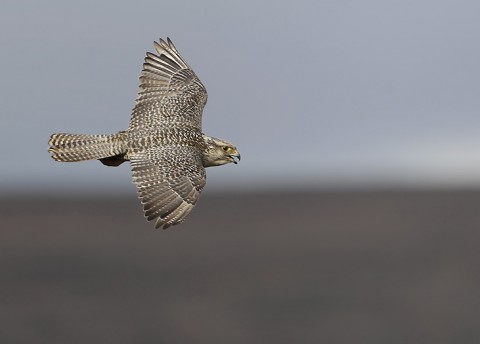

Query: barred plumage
[48,132,128,163]
[48,37,240,229]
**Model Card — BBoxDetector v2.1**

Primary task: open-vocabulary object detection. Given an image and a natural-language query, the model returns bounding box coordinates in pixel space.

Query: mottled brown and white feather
[129,38,208,131]
[48,37,239,230]
[48,132,127,162]
[126,38,211,228]
[130,146,206,229]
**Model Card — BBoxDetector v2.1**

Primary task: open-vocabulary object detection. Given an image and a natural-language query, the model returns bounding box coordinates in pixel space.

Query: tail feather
[48,131,128,163]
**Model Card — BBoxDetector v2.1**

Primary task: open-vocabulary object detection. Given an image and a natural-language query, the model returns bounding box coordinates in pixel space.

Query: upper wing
[130,146,206,229]
[129,38,208,131]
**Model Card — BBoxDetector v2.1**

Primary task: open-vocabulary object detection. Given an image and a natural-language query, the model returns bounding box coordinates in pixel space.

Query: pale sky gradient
[2,0,480,193]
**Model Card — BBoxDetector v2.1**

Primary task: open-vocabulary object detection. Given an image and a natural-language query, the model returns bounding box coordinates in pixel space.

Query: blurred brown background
[2,190,479,343]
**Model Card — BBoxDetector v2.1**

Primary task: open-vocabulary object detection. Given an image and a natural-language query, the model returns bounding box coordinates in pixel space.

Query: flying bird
[48,37,240,229]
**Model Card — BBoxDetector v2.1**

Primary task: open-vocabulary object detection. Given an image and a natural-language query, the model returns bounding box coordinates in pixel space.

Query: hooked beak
[230,152,241,164]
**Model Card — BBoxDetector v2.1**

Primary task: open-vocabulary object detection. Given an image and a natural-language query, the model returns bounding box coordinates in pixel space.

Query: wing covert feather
[130,146,206,229]
[129,38,208,131]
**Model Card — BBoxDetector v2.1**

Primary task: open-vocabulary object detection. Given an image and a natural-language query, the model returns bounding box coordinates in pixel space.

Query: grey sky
[2,0,480,193]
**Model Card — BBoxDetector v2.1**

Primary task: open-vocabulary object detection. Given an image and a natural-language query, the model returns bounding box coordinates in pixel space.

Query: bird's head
[201,135,241,167]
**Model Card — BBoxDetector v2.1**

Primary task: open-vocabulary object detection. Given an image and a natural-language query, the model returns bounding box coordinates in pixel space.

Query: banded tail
[48,131,128,166]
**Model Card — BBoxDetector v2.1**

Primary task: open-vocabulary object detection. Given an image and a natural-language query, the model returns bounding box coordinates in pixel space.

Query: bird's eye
[222,146,230,152]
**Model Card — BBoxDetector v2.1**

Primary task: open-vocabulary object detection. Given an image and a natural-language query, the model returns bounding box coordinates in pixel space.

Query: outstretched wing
[130,146,206,229]
[129,38,208,131]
